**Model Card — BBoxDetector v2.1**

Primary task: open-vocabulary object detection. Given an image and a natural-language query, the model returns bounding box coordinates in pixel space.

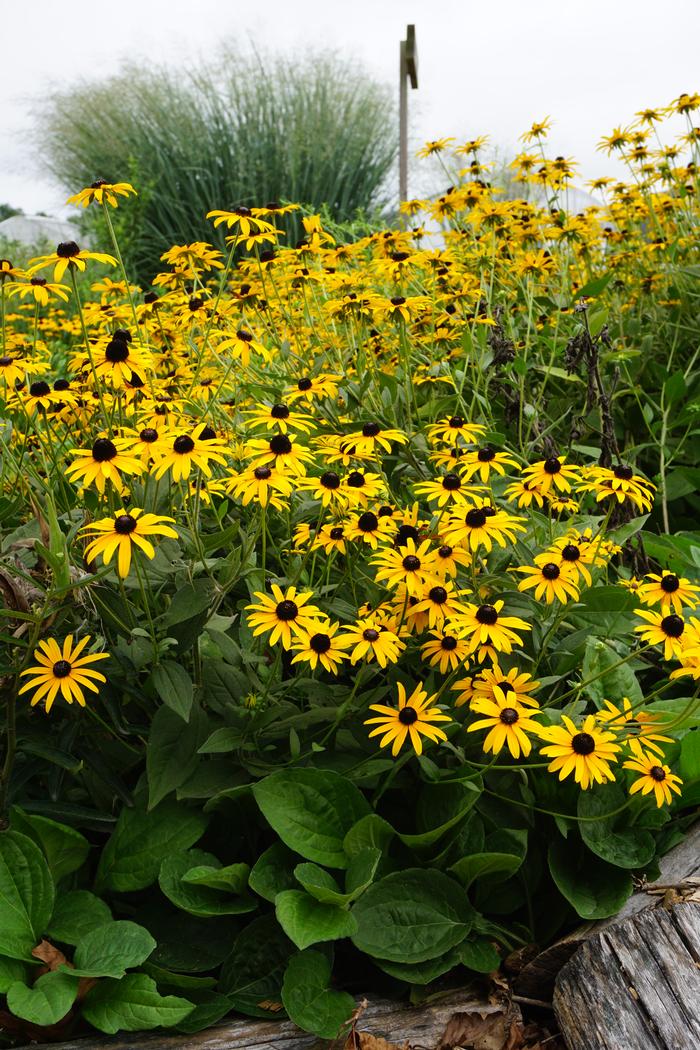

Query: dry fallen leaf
[439,1004,524,1050]
[344,1033,409,1050]
[32,939,72,974]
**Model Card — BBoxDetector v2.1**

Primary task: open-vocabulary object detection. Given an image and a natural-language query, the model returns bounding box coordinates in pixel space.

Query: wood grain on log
[553,902,700,1050]
[15,988,502,1050]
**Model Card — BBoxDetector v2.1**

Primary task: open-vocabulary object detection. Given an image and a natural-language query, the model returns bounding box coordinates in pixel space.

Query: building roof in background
[0,213,77,247]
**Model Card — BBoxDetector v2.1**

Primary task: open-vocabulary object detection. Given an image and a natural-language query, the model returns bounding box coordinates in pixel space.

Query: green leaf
[198,727,246,754]
[549,838,632,919]
[174,990,232,1034]
[281,950,355,1040]
[449,852,523,889]
[6,971,78,1026]
[95,801,207,892]
[400,781,481,848]
[219,914,294,1018]
[249,842,299,902]
[578,785,656,869]
[275,890,357,950]
[664,370,686,406]
[459,936,501,973]
[147,704,208,809]
[163,581,213,627]
[0,956,28,994]
[47,891,113,945]
[151,661,194,722]
[351,869,474,963]
[68,921,156,978]
[144,907,237,973]
[0,831,55,960]
[376,948,462,985]
[9,809,89,883]
[343,814,394,858]
[581,638,643,706]
[293,864,344,904]
[159,850,257,917]
[345,848,381,900]
[680,730,700,783]
[575,272,612,300]
[183,862,250,894]
[82,973,193,1034]
[252,769,371,869]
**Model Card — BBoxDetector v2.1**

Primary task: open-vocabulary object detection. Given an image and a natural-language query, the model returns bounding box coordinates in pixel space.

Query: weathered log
[553,902,700,1050]
[16,987,517,1050]
[515,821,700,1001]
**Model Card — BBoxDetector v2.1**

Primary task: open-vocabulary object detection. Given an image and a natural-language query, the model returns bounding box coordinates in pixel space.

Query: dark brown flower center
[542,562,561,580]
[56,241,80,258]
[329,527,344,540]
[140,428,158,443]
[297,377,312,391]
[29,381,50,397]
[236,329,253,342]
[476,604,498,625]
[661,574,679,593]
[276,600,298,621]
[346,471,365,488]
[448,415,464,428]
[614,464,634,480]
[358,512,378,532]
[650,766,666,782]
[429,586,448,604]
[198,426,217,441]
[438,544,453,558]
[52,660,72,678]
[398,706,418,725]
[465,508,487,528]
[544,457,561,474]
[105,338,130,363]
[500,707,519,725]
[661,614,684,638]
[309,633,331,654]
[254,466,272,480]
[363,628,380,642]
[402,555,421,571]
[114,514,137,535]
[441,636,458,651]
[269,434,292,455]
[320,471,340,489]
[442,473,461,490]
[477,446,495,462]
[271,403,290,419]
[92,438,117,462]
[561,544,580,561]
[362,422,381,437]
[173,435,195,454]
[572,732,595,755]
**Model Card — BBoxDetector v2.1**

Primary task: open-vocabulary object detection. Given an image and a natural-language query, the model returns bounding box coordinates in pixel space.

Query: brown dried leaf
[32,939,72,974]
[439,1004,524,1050]
[344,1034,408,1050]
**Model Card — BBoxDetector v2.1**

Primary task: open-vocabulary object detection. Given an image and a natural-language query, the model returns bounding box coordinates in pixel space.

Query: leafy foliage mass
[34,50,397,281]
[0,96,699,1043]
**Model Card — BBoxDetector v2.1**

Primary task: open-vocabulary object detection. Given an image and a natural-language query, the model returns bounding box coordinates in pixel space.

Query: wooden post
[399,24,418,206]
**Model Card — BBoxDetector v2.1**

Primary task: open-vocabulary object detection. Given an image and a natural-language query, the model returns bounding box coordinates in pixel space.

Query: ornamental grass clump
[0,94,698,1044]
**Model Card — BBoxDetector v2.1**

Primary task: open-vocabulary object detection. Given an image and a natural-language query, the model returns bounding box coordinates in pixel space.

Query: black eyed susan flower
[503,478,545,509]
[453,664,540,709]
[421,629,472,673]
[160,242,224,273]
[443,501,526,553]
[80,508,177,578]
[467,689,542,758]
[364,682,451,756]
[636,572,700,614]
[153,424,229,482]
[339,422,407,457]
[597,698,673,756]
[521,455,580,494]
[671,642,700,683]
[516,562,580,604]
[7,277,70,305]
[28,241,117,283]
[535,537,598,588]
[340,470,386,506]
[246,585,324,650]
[341,617,405,668]
[245,402,316,435]
[21,379,75,415]
[371,538,440,597]
[539,715,620,789]
[66,179,137,208]
[427,416,486,447]
[65,436,145,494]
[206,207,277,238]
[410,581,471,629]
[296,470,348,508]
[0,352,26,388]
[122,423,170,465]
[623,742,682,807]
[226,464,293,509]
[244,433,314,477]
[577,464,655,513]
[433,542,472,578]
[19,635,109,713]
[290,622,350,674]
[87,331,151,388]
[413,473,476,508]
[451,601,531,662]
[457,445,519,484]
[547,493,580,514]
[286,373,340,403]
[346,510,395,549]
[417,138,456,158]
[311,523,348,555]
[634,609,686,660]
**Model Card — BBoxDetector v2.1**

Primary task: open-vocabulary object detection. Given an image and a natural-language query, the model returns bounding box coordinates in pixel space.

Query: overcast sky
[2,0,698,216]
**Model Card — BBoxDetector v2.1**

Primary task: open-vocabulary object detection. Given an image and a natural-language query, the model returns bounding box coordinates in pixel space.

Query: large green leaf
[252,769,371,869]
[219,914,294,1018]
[351,869,474,963]
[0,956,28,994]
[281,950,355,1041]
[82,973,193,1034]
[581,638,643,706]
[150,660,194,722]
[0,831,55,960]
[578,785,656,869]
[68,921,156,978]
[275,890,357,950]
[6,971,78,1026]
[10,808,89,883]
[249,842,298,902]
[95,801,207,892]
[343,814,394,857]
[47,891,113,945]
[376,947,462,985]
[159,850,257,916]
[549,838,633,919]
[449,852,523,889]
[403,781,481,848]
[146,703,208,810]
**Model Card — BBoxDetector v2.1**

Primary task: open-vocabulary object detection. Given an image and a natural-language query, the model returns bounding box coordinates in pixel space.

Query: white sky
[1,0,699,215]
